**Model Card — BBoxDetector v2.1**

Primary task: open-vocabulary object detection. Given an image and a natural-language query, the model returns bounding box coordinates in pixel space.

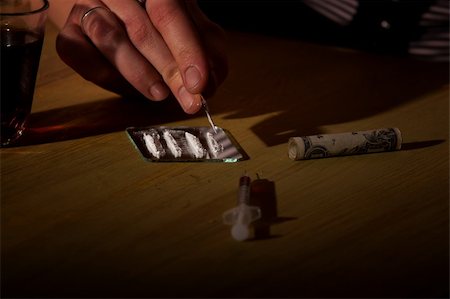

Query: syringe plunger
[223,174,261,241]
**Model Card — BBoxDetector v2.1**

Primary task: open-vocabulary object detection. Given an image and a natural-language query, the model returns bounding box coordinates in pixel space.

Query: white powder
[163,130,182,158]
[143,133,165,159]
[185,131,206,158]
[206,132,223,158]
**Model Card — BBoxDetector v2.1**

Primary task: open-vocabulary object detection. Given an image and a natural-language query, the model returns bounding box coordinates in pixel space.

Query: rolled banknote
[288,128,402,160]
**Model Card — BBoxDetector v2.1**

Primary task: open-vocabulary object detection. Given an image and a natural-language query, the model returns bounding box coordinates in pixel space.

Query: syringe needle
[200,95,217,134]
[238,173,251,205]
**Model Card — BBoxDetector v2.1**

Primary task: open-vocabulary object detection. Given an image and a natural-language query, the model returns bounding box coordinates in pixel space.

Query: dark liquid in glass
[1,27,43,146]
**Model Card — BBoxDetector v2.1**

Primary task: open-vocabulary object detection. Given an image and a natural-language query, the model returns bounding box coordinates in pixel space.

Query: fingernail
[149,82,168,100]
[178,86,200,114]
[185,66,202,90]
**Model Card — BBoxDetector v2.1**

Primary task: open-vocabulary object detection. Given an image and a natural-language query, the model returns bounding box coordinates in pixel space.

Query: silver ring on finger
[136,0,146,8]
[80,6,111,35]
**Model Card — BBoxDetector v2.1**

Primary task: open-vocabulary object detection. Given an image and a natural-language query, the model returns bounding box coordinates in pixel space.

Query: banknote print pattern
[302,128,400,159]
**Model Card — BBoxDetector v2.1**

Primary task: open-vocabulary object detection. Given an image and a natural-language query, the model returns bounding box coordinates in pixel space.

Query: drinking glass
[1,0,49,146]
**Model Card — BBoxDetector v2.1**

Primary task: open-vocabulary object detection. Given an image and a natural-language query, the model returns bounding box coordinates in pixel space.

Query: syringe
[223,174,262,241]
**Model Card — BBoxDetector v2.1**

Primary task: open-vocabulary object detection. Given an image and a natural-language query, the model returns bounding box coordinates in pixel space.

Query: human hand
[55,0,228,114]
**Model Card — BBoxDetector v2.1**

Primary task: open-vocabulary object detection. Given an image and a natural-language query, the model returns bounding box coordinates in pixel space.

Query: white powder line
[185,131,207,158]
[143,133,165,159]
[163,130,182,158]
[206,132,224,158]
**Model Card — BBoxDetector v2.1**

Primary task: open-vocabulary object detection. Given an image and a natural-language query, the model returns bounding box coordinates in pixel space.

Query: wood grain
[1,23,448,298]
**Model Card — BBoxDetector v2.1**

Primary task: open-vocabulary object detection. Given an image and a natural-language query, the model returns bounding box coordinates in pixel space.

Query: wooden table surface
[2,23,449,298]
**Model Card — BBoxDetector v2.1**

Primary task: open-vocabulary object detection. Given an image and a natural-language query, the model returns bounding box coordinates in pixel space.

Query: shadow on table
[402,140,447,150]
[16,96,190,146]
[247,176,298,241]
[15,32,449,148]
[212,32,449,147]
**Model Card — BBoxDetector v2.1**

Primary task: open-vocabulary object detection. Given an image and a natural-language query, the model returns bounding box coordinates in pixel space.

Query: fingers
[105,0,204,113]
[186,2,229,96]
[56,19,139,97]
[57,0,228,115]
[78,1,170,101]
[147,0,209,93]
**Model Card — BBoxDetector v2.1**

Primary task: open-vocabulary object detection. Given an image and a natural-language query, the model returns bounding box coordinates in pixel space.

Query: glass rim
[0,0,49,16]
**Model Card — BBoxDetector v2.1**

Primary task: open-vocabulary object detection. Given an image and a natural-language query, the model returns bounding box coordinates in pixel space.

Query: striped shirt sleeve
[409,0,449,61]
[304,0,449,61]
